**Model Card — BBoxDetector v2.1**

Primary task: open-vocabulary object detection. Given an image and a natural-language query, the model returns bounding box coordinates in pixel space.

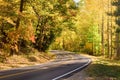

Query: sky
[74,0,80,3]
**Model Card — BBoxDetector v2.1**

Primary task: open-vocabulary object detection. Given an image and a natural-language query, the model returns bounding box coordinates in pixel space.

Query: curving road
[0,50,91,80]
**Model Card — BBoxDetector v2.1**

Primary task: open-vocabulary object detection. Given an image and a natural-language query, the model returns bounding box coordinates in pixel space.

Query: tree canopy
[0,0,120,60]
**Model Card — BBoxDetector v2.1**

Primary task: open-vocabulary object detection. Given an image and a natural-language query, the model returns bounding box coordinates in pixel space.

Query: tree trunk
[107,0,110,57]
[101,14,105,55]
[12,0,24,54]
[115,33,120,59]
[110,0,113,59]
[16,0,24,29]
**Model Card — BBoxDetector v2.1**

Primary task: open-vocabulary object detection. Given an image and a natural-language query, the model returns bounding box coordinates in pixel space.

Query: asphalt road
[0,50,91,80]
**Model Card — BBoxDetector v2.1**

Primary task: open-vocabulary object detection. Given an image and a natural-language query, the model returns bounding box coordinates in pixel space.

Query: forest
[0,0,120,79]
[0,0,120,61]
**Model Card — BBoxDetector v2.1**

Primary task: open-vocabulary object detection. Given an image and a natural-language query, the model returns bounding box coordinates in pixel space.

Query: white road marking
[52,59,91,80]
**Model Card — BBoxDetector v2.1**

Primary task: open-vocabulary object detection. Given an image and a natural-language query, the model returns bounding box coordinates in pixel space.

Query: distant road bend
[0,50,91,80]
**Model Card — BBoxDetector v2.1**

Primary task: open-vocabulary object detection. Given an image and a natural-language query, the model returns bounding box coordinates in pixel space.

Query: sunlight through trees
[0,0,120,60]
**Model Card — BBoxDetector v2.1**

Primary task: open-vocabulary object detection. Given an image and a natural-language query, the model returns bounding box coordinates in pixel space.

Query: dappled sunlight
[86,55,120,80]
[0,0,120,79]
[87,64,120,80]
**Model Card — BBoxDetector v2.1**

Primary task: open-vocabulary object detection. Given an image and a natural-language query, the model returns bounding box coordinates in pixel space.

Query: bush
[84,48,93,55]
[28,56,40,62]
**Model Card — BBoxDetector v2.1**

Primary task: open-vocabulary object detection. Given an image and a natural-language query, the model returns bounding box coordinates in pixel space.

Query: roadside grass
[86,56,120,80]
[0,51,55,70]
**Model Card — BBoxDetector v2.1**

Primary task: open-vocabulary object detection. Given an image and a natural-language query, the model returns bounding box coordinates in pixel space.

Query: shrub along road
[0,50,91,80]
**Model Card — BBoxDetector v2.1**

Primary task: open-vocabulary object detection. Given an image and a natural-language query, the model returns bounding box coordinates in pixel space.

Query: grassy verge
[0,51,55,70]
[86,56,120,80]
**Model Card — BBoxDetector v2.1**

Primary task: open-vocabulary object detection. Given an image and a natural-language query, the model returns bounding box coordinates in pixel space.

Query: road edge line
[52,59,91,80]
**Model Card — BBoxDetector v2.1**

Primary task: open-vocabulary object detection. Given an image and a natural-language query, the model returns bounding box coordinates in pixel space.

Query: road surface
[0,50,91,80]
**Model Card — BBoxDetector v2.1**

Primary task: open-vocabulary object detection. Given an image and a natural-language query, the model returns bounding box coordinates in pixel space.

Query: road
[0,50,91,80]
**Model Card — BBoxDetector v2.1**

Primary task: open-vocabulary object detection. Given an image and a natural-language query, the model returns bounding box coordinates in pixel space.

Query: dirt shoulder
[0,52,55,70]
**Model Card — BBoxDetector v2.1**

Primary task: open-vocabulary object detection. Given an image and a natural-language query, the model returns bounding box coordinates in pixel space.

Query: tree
[0,0,35,55]
[29,0,77,52]
[112,0,120,59]
[51,0,101,54]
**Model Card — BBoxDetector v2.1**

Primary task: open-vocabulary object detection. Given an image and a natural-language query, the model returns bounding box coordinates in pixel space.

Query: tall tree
[0,0,35,55]
[16,0,24,29]
[112,0,120,58]
[110,0,113,58]
[107,0,110,57]
[29,0,77,52]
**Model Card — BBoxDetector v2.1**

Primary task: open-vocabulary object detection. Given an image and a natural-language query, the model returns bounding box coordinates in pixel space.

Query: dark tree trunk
[16,0,24,29]
[115,33,120,59]
[101,14,105,55]
[110,0,113,59]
